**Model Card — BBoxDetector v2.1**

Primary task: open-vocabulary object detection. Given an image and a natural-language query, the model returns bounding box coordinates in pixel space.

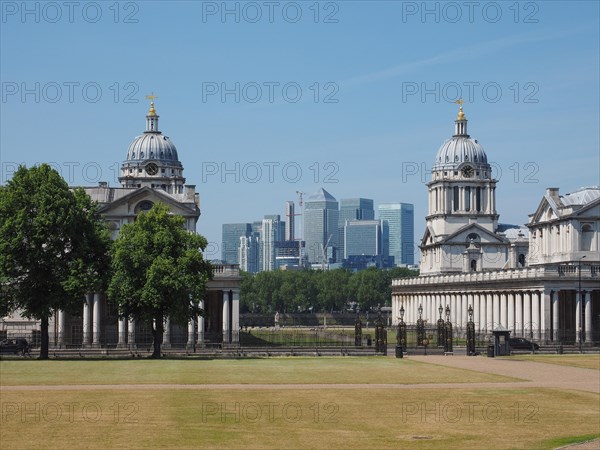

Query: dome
[433,136,488,170]
[432,105,489,171]
[126,133,180,162]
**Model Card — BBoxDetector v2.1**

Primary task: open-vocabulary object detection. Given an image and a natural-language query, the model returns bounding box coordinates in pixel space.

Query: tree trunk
[39,315,49,359]
[151,313,164,358]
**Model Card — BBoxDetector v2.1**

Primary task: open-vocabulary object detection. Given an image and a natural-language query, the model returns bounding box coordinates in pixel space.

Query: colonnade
[54,289,240,348]
[392,289,596,342]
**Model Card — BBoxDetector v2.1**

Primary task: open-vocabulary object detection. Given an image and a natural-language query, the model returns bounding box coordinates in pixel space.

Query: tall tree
[108,203,212,358]
[0,164,111,359]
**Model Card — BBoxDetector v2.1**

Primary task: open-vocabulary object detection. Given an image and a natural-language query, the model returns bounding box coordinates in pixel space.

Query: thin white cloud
[341,27,594,88]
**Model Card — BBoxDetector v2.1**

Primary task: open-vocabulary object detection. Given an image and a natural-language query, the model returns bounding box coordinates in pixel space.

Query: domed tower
[119,99,186,194]
[420,103,506,274]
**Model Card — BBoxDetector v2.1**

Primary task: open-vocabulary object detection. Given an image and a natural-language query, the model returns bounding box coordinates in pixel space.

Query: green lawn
[0,357,518,386]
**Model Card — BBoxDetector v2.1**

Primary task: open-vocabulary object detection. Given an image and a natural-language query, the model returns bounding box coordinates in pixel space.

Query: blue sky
[1,0,599,259]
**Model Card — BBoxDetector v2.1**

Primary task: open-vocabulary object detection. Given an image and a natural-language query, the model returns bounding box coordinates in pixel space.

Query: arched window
[581,224,594,251]
[518,253,526,267]
[470,259,477,271]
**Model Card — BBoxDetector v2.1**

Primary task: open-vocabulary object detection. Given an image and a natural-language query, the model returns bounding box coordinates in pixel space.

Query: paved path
[2,356,598,393]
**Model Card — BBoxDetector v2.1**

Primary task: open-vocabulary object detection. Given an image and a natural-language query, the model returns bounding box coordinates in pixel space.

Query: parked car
[509,337,539,350]
[0,338,30,355]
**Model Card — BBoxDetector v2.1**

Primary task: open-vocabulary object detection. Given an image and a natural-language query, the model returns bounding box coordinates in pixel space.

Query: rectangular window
[453,186,459,211]
[476,187,481,212]
[465,186,471,211]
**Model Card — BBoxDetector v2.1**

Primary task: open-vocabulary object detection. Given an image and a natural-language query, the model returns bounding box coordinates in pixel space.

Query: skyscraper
[338,198,374,258]
[285,201,295,241]
[239,234,260,273]
[222,223,251,264]
[343,220,381,259]
[261,214,284,271]
[378,203,415,265]
[304,188,339,264]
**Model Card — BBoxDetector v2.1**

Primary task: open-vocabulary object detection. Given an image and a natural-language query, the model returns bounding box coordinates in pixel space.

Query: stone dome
[433,136,488,170]
[126,133,179,162]
[432,105,489,171]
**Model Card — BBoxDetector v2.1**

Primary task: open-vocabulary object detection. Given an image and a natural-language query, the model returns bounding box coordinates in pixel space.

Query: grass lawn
[501,354,600,370]
[1,358,598,449]
[0,357,519,385]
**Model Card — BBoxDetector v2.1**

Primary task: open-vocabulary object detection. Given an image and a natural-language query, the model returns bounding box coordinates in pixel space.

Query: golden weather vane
[146,93,158,102]
[455,97,464,107]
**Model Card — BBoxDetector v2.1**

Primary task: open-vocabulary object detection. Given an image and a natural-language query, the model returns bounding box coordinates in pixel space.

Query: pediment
[98,187,197,217]
[440,223,508,245]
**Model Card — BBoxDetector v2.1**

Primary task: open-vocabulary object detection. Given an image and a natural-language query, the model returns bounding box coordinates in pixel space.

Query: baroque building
[392,106,599,344]
[2,101,242,348]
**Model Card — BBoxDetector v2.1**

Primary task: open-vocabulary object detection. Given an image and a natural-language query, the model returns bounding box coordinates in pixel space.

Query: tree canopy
[0,164,111,358]
[239,266,418,313]
[108,203,212,357]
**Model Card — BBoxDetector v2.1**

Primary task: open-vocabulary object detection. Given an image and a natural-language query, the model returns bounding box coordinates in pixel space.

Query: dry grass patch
[0,387,597,449]
[505,354,600,370]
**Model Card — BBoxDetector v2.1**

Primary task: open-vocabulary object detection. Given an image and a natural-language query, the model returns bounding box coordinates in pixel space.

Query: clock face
[462,165,474,178]
[146,163,158,175]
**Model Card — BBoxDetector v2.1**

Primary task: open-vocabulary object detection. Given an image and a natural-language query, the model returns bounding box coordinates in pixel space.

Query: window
[581,224,594,251]
[465,186,471,211]
[470,259,477,271]
[518,254,525,267]
[476,187,481,212]
[453,186,459,211]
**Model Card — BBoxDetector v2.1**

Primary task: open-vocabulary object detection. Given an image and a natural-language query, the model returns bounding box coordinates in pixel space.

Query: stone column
[486,293,493,333]
[92,292,101,347]
[232,289,240,343]
[82,293,92,347]
[117,318,127,348]
[128,318,136,349]
[223,292,230,343]
[197,300,205,347]
[532,291,541,340]
[584,291,592,343]
[500,292,507,329]
[471,294,477,331]
[187,319,195,349]
[523,291,532,339]
[507,292,515,333]
[491,293,499,330]
[516,292,524,337]
[57,310,66,348]
[162,317,171,349]
[552,291,560,342]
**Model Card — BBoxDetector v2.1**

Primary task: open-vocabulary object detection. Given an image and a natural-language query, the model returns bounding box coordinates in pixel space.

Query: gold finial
[455,98,466,120]
[146,93,158,116]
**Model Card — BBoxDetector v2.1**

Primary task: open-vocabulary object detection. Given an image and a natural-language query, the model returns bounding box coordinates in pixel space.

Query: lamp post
[396,305,406,358]
[416,304,425,347]
[437,304,445,347]
[578,255,586,353]
[466,305,475,356]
